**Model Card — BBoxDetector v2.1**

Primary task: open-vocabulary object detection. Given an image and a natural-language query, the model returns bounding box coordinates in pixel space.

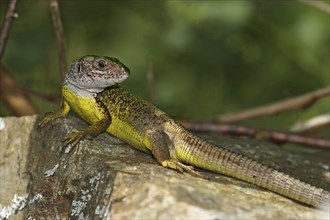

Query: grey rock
[0,115,329,219]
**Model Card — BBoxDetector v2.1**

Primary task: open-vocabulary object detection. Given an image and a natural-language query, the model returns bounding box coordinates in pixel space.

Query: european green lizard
[39,55,329,207]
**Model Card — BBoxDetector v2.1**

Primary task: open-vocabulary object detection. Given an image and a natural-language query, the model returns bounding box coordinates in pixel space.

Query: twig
[50,0,67,81]
[146,57,155,102]
[178,120,330,149]
[0,64,60,103]
[299,0,330,14]
[0,0,20,61]
[2,81,60,103]
[215,87,330,123]
[0,66,38,116]
[290,114,330,134]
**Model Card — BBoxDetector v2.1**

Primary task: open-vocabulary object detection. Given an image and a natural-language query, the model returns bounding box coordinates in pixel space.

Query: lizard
[39,55,330,207]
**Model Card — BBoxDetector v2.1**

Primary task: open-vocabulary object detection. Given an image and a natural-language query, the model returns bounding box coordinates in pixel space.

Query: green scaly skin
[39,55,329,207]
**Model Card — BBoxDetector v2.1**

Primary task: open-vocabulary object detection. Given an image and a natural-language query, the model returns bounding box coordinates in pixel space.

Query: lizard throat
[64,79,105,98]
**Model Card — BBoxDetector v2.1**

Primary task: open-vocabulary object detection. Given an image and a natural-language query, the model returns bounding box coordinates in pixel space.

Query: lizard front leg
[38,100,71,129]
[147,130,204,178]
[64,98,111,147]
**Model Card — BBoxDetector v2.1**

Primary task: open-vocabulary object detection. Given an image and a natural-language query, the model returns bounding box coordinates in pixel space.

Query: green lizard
[39,55,329,207]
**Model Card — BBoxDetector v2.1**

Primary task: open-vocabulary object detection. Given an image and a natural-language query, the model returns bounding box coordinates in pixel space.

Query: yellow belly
[106,116,151,153]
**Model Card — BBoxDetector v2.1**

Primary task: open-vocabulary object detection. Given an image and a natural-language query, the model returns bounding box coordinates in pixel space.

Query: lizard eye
[98,60,106,69]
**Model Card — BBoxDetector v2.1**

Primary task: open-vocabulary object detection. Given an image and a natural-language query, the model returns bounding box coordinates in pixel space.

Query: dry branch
[146,57,155,102]
[0,65,38,116]
[0,0,20,61]
[291,114,330,134]
[299,0,330,14]
[179,120,330,149]
[50,0,67,81]
[215,87,330,123]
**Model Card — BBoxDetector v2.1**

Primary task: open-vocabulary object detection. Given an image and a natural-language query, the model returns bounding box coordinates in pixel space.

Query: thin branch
[50,0,67,81]
[215,87,330,123]
[2,82,60,103]
[0,0,20,61]
[0,64,60,103]
[290,114,330,134]
[299,0,330,14]
[146,56,155,102]
[0,66,38,116]
[178,120,330,149]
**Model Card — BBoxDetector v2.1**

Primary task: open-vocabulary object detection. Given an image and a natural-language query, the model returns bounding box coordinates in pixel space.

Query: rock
[0,116,33,220]
[0,115,329,219]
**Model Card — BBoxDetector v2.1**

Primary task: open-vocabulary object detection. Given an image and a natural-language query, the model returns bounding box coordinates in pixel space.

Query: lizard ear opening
[76,63,81,73]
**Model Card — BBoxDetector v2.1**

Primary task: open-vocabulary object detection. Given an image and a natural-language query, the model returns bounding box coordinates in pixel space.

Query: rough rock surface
[0,115,329,219]
[0,116,33,220]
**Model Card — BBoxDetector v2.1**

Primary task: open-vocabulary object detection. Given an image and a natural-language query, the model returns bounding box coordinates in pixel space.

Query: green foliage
[1,1,329,132]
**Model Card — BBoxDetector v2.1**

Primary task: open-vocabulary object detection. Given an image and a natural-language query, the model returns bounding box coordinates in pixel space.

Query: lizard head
[65,55,130,93]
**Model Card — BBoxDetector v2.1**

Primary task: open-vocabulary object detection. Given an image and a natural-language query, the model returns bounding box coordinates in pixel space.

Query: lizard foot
[38,112,55,130]
[64,129,88,147]
[162,159,205,178]
[38,111,64,131]
[38,101,70,131]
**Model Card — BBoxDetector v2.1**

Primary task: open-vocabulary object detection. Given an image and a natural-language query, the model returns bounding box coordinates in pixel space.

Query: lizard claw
[64,129,87,147]
[38,102,70,131]
[38,112,55,131]
[162,159,205,179]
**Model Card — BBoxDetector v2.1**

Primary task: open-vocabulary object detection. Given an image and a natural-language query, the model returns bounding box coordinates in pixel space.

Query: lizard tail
[173,128,329,207]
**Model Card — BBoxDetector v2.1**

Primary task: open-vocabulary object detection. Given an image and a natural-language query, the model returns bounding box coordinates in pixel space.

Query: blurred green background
[0,0,329,133]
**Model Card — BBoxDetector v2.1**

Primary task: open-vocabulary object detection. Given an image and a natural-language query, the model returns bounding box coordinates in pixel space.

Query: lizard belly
[106,117,151,153]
